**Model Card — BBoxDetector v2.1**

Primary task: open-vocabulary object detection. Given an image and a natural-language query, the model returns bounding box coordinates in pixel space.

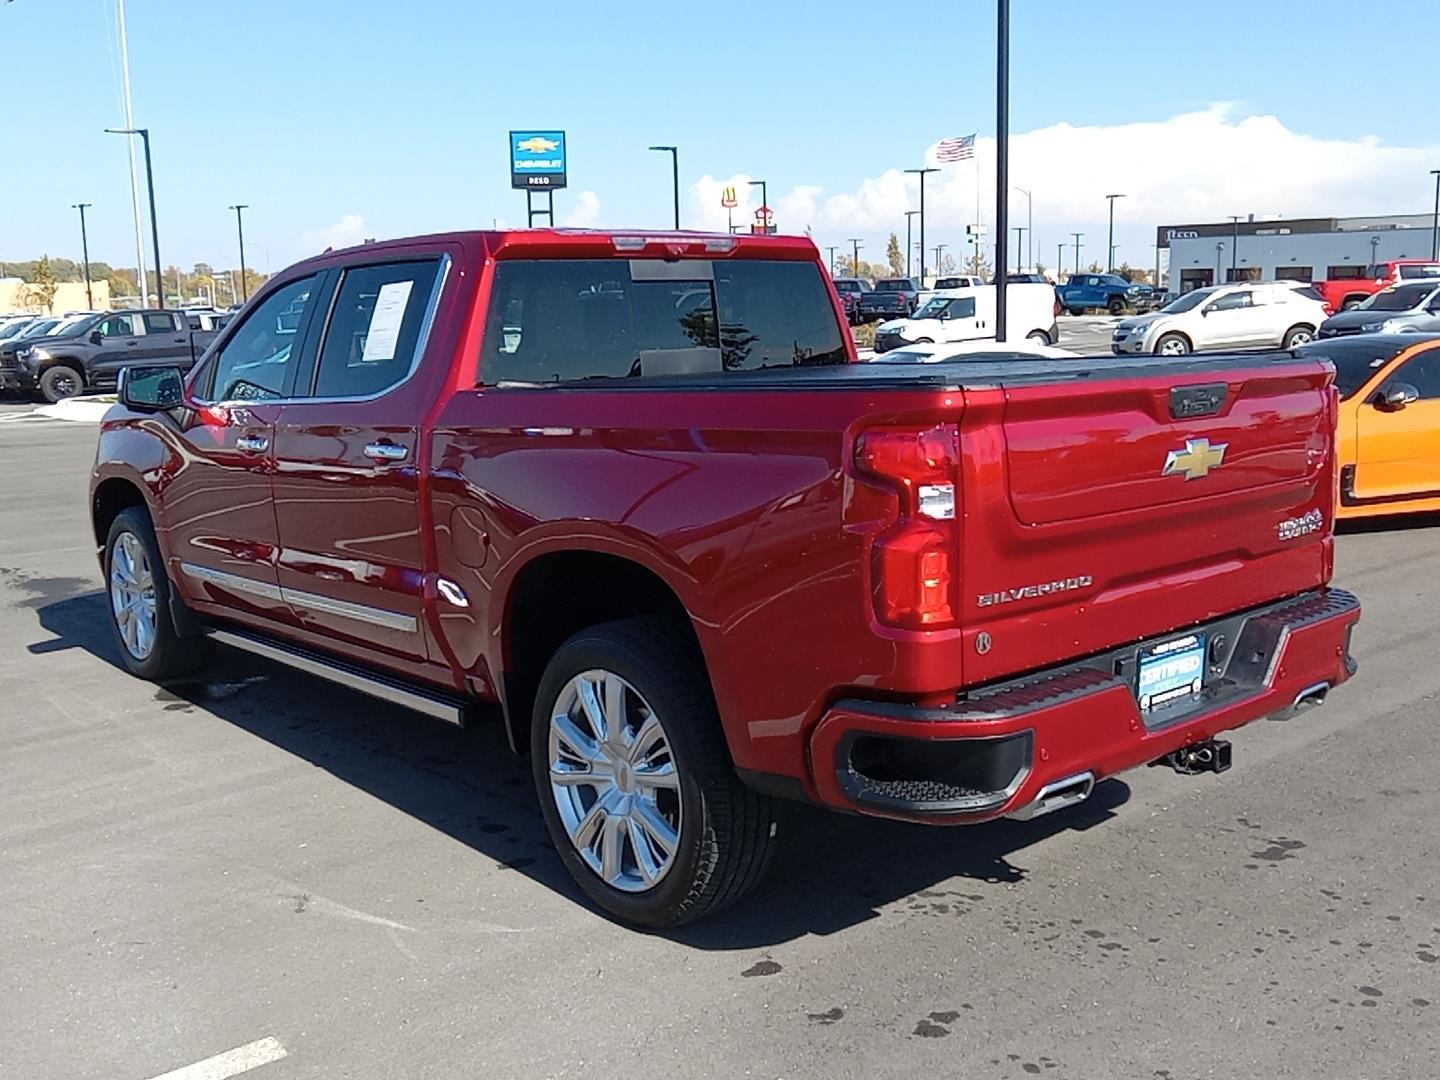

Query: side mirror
[1376,383,1420,411]
[89,331,103,344]
[937,310,950,321]
[119,365,185,412]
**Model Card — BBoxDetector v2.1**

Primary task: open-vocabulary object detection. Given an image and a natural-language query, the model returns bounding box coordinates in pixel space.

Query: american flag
[935,134,976,163]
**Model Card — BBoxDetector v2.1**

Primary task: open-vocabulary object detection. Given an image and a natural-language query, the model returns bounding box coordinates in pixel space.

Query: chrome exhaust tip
[1270,681,1332,721]
[1007,771,1095,821]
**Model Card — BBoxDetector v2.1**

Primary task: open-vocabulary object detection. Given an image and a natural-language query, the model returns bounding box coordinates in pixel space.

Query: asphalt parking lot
[3,407,1438,1080]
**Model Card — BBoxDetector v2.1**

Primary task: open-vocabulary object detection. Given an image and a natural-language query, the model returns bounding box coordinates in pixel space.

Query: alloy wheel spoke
[629,714,665,764]
[603,675,629,753]
[634,760,680,792]
[627,817,660,886]
[631,799,679,858]
[600,809,627,883]
[553,712,601,764]
[576,675,608,745]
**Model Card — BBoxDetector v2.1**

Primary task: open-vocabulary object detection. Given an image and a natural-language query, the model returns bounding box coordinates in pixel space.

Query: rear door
[269,253,450,667]
[163,274,325,623]
[1353,345,1440,501]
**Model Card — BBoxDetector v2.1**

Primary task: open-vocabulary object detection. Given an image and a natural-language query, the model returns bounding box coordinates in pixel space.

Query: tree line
[2,255,267,307]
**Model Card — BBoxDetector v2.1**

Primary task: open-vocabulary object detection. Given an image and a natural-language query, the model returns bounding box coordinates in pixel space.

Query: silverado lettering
[89,229,1361,928]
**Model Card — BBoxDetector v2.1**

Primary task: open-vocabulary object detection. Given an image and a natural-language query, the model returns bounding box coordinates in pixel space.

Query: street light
[905,166,940,283]
[935,243,947,276]
[1432,170,1440,261]
[648,145,679,229]
[1228,215,1243,280]
[904,210,919,279]
[1216,242,1225,283]
[1370,234,1381,268]
[1014,227,1026,271]
[1012,186,1033,270]
[1072,232,1084,275]
[826,245,837,275]
[229,205,249,302]
[847,237,863,279]
[104,127,163,307]
[72,203,93,310]
[1057,240,1064,279]
[747,179,768,230]
[1105,193,1125,273]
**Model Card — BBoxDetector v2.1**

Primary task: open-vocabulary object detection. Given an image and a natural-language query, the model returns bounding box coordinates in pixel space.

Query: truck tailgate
[958,358,1337,685]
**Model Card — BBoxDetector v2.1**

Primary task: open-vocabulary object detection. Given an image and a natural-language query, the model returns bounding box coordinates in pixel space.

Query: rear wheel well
[92,479,148,549]
[502,552,706,754]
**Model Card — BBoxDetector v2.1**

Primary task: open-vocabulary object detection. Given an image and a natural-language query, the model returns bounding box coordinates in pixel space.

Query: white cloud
[560,190,602,228]
[694,106,1440,247]
[300,213,367,252]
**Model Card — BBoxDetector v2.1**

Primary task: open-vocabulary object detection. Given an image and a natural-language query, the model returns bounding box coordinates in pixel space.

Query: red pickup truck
[91,229,1361,927]
[1315,258,1440,312]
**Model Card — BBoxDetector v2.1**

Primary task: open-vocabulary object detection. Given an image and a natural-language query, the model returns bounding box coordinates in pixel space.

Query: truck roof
[292,229,820,275]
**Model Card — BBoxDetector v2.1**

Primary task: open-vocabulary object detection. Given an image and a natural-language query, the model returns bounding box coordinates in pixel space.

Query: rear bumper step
[808,588,1360,823]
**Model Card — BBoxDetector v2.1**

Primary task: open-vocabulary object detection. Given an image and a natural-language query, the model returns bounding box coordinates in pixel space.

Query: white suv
[1111,283,1327,356]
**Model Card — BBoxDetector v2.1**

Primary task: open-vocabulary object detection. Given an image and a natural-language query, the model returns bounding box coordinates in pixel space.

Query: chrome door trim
[181,562,285,602]
[283,585,418,633]
[181,562,417,633]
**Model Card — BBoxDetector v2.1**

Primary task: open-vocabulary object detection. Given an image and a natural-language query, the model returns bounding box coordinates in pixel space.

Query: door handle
[364,442,409,462]
[236,434,269,454]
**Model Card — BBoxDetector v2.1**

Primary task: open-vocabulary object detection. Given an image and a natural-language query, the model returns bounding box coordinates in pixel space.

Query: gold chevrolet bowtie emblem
[516,136,560,154]
[1163,437,1228,481]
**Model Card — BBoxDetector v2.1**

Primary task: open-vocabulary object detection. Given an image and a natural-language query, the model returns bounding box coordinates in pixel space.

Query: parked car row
[0,308,221,402]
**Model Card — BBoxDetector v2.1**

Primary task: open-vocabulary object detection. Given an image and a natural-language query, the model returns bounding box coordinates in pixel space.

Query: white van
[874,283,1060,353]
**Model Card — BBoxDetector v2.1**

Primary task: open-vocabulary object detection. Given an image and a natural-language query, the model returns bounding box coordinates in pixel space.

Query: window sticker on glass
[361,280,415,362]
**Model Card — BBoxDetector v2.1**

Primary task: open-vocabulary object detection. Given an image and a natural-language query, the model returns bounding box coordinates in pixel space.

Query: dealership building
[1157,212,1439,293]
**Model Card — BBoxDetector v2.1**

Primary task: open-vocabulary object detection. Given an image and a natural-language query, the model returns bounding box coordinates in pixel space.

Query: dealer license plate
[1136,633,1206,712]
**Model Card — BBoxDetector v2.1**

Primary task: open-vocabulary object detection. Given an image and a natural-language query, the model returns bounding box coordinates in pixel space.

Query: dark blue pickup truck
[1057,273,1156,316]
[856,277,920,322]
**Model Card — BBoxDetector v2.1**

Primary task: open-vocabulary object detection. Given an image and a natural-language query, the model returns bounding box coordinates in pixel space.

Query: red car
[91,229,1360,927]
[1315,258,1440,312]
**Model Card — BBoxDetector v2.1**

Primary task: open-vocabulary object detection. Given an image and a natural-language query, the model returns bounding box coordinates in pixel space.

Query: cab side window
[143,312,178,334]
[205,276,317,401]
[1391,350,1440,400]
[98,315,137,337]
[310,260,441,399]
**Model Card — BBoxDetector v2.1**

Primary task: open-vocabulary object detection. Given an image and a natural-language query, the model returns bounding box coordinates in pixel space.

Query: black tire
[1154,332,1192,357]
[1282,325,1315,348]
[914,337,933,344]
[39,364,84,403]
[1341,297,1365,311]
[1106,296,1125,316]
[530,617,779,928]
[1027,329,1051,346]
[104,507,212,681]
[1067,306,1084,317]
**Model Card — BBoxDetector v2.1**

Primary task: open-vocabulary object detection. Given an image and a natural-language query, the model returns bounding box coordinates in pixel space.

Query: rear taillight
[855,425,960,629]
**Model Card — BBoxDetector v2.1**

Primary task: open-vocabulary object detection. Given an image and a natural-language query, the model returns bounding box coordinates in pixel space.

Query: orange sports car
[1297,335,1440,518]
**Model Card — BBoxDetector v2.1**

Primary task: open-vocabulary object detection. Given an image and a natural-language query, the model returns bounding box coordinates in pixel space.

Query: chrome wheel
[110,531,157,661]
[547,669,682,893]
[1287,328,1314,346]
[1158,336,1189,356]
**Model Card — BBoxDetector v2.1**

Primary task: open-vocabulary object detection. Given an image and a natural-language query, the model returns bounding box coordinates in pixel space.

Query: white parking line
[144,1037,287,1080]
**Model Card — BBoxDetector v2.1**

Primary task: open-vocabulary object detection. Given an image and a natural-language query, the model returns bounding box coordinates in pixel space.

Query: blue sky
[3,0,1436,276]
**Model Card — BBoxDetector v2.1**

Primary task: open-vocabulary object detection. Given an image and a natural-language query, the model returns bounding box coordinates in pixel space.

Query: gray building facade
[1156,213,1439,292]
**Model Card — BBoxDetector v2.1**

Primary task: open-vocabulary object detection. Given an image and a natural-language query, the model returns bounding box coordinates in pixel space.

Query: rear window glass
[481,258,847,383]
[874,279,911,291]
[1396,264,1440,280]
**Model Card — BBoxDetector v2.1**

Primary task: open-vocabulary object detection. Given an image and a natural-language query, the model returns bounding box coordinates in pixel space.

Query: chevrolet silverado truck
[1,308,218,402]
[856,277,920,321]
[1315,259,1440,313]
[91,229,1361,927]
[1058,273,1156,315]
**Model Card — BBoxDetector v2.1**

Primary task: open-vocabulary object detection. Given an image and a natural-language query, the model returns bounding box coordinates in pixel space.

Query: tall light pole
[1072,232,1084,274]
[230,205,249,302]
[904,210,919,279]
[648,145,679,229]
[994,0,1010,338]
[115,0,148,307]
[1215,242,1225,283]
[905,166,940,284]
[1105,193,1125,273]
[105,127,163,307]
[72,203,94,310]
[847,238,863,278]
[1013,186,1032,270]
[1014,227,1026,271]
[1370,234,1381,268]
[1228,214,1242,280]
[826,245,837,275]
[935,243,947,276]
[1430,169,1439,261]
[1057,241,1065,279]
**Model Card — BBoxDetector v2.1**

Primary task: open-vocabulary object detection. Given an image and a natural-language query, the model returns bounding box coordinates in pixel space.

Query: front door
[1198,289,1255,347]
[1353,346,1440,503]
[270,255,448,667]
[163,274,324,624]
